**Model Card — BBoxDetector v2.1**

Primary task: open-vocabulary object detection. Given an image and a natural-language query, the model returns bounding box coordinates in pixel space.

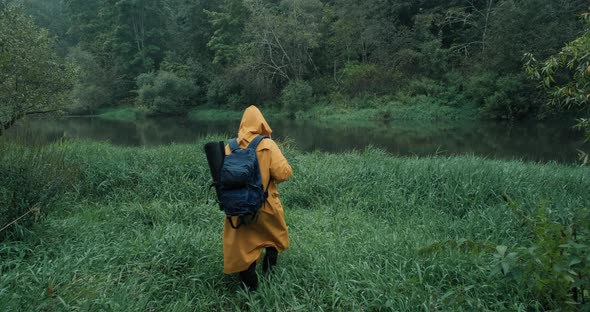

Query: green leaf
[501,261,510,275]
[496,245,507,257]
[507,252,518,260]
[569,258,582,266]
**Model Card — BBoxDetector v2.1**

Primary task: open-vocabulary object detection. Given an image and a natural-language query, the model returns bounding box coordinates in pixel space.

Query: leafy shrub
[576,118,590,141]
[206,75,246,109]
[392,48,421,76]
[136,71,199,115]
[339,63,405,96]
[281,80,314,114]
[481,74,535,119]
[405,78,446,97]
[340,63,380,96]
[308,77,335,97]
[160,53,210,105]
[464,72,538,119]
[493,203,590,309]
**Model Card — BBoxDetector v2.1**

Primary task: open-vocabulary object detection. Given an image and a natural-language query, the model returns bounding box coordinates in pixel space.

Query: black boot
[239,262,258,291]
[262,247,278,274]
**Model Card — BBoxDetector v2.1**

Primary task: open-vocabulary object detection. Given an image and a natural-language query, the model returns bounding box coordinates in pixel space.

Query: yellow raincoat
[223,105,292,274]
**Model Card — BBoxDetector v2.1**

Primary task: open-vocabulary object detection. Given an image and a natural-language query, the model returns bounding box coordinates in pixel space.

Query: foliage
[524,11,590,111]
[206,0,249,65]
[339,63,386,96]
[206,72,246,109]
[0,4,74,133]
[492,202,590,309]
[240,0,323,83]
[160,53,211,106]
[485,0,586,72]
[1,139,590,309]
[480,74,536,120]
[66,47,113,114]
[464,72,538,119]
[281,80,313,114]
[524,8,590,146]
[0,140,78,241]
[12,0,586,118]
[18,0,72,55]
[135,71,199,115]
[577,118,590,142]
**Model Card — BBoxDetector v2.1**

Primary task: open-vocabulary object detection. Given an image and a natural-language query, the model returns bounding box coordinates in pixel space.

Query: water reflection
[5,116,588,164]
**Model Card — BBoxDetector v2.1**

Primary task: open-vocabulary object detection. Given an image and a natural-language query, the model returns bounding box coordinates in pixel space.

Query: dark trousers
[239,247,278,291]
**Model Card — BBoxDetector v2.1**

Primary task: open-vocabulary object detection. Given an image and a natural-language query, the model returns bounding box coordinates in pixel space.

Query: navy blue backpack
[219,135,269,229]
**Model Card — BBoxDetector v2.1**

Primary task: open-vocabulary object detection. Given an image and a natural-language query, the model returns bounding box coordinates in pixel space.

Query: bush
[493,203,590,309]
[481,75,533,119]
[464,72,539,119]
[338,63,403,96]
[405,78,446,97]
[340,63,380,96]
[205,68,275,110]
[206,75,246,109]
[160,53,210,106]
[402,74,466,108]
[135,71,199,115]
[281,80,314,114]
[308,77,335,97]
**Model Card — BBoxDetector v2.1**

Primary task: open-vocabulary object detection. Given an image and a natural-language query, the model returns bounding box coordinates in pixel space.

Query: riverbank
[90,94,480,123]
[190,95,479,122]
[1,139,589,310]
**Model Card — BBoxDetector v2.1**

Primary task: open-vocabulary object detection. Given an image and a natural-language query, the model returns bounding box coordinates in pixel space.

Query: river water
[5,116,589,164]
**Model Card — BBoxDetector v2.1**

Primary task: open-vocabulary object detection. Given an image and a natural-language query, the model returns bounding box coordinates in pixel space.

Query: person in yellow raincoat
[223,105,292,290]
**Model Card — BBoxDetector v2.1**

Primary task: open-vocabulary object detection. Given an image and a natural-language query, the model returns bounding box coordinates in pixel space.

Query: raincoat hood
[237,105,272,145]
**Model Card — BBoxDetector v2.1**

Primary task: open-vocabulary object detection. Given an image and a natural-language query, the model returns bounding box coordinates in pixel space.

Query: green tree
[19,0,72,55]
[111,0,167,94]
[163,0,217,62]
[241,0,323,83]
[0,5,73,134]
[524,10,590,139]
[67,47,114,114]
[206,0,249,65]
[486,0,586,72]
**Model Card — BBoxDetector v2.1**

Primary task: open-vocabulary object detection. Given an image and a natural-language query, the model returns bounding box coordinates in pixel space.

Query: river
[5,116,589,164]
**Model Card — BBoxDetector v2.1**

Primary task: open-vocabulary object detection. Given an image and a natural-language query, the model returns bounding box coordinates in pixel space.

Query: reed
[1,139,588,310]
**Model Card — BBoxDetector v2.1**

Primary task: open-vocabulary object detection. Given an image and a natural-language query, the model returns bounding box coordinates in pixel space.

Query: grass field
[1,139,589,311]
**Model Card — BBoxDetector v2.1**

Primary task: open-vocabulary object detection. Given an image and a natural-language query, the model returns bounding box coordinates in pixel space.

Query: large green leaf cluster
[0,5,73,132]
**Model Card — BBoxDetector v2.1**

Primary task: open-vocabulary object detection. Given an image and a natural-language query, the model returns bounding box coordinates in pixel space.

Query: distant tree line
[1,0,589,120]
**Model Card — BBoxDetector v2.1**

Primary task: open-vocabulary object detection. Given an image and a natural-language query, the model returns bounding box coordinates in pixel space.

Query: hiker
[223,105,292,291]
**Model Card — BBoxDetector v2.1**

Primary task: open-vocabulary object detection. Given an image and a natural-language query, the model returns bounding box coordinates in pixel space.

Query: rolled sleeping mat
[204,141,226,208]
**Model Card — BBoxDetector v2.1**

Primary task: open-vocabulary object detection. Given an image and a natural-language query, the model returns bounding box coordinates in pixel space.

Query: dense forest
[1,0,589,123]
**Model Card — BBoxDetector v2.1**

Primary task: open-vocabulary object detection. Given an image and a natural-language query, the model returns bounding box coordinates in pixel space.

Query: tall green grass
[0,139,589,310]
[0,139,78,241]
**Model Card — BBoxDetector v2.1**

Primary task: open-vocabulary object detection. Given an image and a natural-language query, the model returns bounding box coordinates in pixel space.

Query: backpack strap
[247,135,268,150]
[228,138,240,152]
[228,216,242,229]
